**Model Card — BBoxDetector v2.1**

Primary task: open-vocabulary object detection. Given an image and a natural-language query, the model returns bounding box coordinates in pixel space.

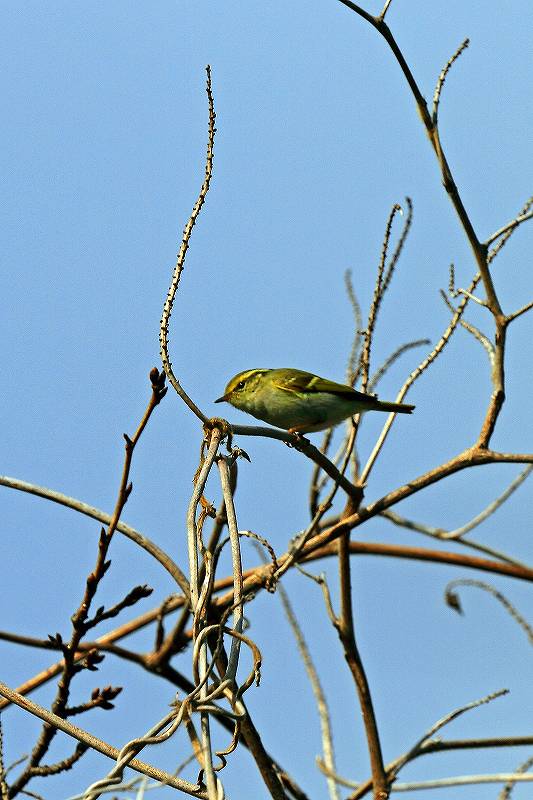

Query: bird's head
[215,369,269,410]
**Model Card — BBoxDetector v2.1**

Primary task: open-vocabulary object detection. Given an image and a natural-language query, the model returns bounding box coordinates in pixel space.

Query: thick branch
[337,529,388,800]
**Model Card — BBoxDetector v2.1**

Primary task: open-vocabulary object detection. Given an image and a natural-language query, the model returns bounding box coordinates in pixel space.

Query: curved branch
[3,540,532,715]
[0,475,190,601]
[213,540,533,613]
[0,681,206,798]
[229,423,363,502]
[159,66,216,424]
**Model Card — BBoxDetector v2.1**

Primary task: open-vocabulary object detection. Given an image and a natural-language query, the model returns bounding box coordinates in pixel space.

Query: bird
[215,368,414,434]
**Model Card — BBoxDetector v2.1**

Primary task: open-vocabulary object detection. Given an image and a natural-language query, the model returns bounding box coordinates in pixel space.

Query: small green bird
[215,368,414,434]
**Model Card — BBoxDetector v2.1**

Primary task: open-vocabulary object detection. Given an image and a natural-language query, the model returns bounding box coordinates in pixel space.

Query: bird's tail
[376,400,415,414]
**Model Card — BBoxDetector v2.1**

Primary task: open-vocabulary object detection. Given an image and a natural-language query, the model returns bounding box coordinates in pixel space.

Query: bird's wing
[273,370,378,402]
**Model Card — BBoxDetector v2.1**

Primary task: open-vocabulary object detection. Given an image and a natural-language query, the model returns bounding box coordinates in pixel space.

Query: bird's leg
[286,429,310,448]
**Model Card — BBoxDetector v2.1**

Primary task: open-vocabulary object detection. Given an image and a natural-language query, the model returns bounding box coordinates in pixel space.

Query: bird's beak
[214,393,230,404]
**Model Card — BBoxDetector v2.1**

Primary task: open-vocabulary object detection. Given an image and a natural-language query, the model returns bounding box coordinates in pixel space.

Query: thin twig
[339,4,533,451]
[455,287,487,307]
[27,743,88,776]
[345,270,364,386]
[0,719,8,800]
[359,287,470,485]
[337,3,500,312]
[440,289,494,364]
[389,772,533,791]
[323,449,533,551]
[309,266,365,516]
[278,426,359,581]
[309,426,338,517]
[159,66,216,424]
[381,197,412,297]
[347,689,508,799]
[388,689,508,780]
[0,601,188,713]
[445,579,533,644]
[368,339,430,393]
[506,298,533,323]
[486,208,533,246]
[331,736,533,798]
[379,462,533,563]
[432,38,470,124]
[254,544,340,800]
[488,196,533,261]
[378,0,394,22]
[381,507,528,568]
[443,464,533,539]
[359,202,403,393]
[498,754,533,800]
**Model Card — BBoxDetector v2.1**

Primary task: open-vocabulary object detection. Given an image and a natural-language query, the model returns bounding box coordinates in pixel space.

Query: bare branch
[0,719,8,800]
[277,426,358,581]
[212,532,533,619]
[378,0,394,21]
[8,370,169,798]
[359,202,404,393]
[0,599,188,713]
[443,464,533,539]
[303,541,533,586]
[159,66,216,424]
[0,475,190,599]
[368,338,430,393]
[347,450,533,551]
[336,2,502,313]
[227,422,362,501]
[432,38,470,124]
[486,207,533,247]
[445,579,533,645]
[381,197,412,297]
[5,538,533,728]
[336,525,388,800]
[381,507,528,568]
[389,689,508,780]
[453,286,488,307]
[360,291,469,485]
[498,755,533,800]
[347,689,508,799]
[344,737,533,799]
[271,574,340,800]
[0,682,205,797]
[440,289,494,364]
[488,196,533,262]
[381,464,533,565]
[216,455,244,681]
[344,269,364,386]
[390,773,533,791]
[26,744,88,777]
[506,298,533,323]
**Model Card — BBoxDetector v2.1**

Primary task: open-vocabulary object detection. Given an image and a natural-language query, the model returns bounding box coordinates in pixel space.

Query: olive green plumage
[215,368,414,433]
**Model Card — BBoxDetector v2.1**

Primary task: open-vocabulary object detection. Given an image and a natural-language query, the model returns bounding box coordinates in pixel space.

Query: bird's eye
[236,381,246,390]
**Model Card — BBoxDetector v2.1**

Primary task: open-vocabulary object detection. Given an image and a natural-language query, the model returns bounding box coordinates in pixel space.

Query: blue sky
[1,2,532,799]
